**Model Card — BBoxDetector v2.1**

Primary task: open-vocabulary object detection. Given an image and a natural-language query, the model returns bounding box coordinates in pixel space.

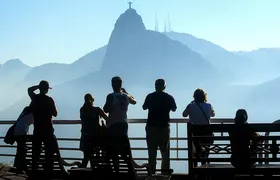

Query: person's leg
[44,135,56,177]
[14,136,27,172]
[192,133,203,165]
[158,126,170,174]
[32,135,42,177]
[201,132,214,164]
[80,135,91,168]
[107,123,128,137]
[146,126,158,174]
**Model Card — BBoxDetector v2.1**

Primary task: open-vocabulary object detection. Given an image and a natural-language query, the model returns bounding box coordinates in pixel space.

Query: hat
[39,80,52,90]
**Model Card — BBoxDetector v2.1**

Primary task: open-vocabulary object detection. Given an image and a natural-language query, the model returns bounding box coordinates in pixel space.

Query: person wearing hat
[142,79,177,174]
[28,80,57,177]
[79,93,108,168]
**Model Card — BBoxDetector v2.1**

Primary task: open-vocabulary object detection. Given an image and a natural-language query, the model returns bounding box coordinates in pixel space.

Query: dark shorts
[80,135,94,152]
[107,123,128,137]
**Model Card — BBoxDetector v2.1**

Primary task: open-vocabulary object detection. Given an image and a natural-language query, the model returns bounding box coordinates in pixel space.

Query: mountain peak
[112,8,146,36]
[2,59,29,69]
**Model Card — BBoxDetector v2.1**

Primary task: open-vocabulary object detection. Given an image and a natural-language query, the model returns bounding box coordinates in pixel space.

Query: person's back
[229,109,258,170]
[14,106,34,136]
[80,105,100,136]
[143,79,176,174]
[107,92,129,127]
[79,93,108,168]
[103,76,137,137]
[28,80,57,178]
[186,102,214,125]
[145,91,176,127]
[31,94,56,135]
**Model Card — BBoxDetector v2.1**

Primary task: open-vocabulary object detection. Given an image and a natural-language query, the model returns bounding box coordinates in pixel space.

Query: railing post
[176,122,179,160]
[221,122,224,136]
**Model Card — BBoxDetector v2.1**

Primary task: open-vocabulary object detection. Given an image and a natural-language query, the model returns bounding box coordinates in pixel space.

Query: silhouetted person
[103,76,136,137]
[183,88,215,165]
[79,93,108,168]
[28,80,57,178]
[142,79,177,174]
[229,109,261,170]
[13,106,34,173]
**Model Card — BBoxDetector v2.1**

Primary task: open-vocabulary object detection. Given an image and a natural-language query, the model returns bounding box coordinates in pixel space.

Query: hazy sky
[1,0,279,66]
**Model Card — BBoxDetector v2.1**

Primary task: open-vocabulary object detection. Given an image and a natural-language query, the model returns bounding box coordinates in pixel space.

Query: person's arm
[170,96,177,112]
[103,94,114,113]
[210,104,215,117]
[28,85,39,100]
[126,94,137,105]
[182,104,190,118]
[121,88,136,105]
[142,95,150,110]
[50,98,58,117]
[98,107,109,125]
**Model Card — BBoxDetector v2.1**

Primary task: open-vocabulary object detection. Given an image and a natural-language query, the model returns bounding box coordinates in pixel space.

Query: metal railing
[0,118,233,173]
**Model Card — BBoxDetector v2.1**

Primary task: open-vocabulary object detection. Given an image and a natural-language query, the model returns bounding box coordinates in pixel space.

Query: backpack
[4,106,31,145]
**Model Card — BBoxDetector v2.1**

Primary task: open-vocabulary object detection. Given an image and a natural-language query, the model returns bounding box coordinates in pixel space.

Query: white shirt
[14,113,34,136]
[108,92,129,127]
[183,102,214,125]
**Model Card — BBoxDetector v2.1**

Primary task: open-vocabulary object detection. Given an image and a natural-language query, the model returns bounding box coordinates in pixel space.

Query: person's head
[111,76,122,92]
[39,80,51,94]
[84,93,94,106]
[235,109,248,124]
[155,79,166,92]
[193,88,207,103]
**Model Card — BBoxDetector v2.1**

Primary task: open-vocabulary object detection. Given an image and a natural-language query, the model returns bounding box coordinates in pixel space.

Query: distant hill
[0,8,223,119]
[0,59,31,112]
[235,48,280,83]
[0,59,31,84]
[164,31,253,83]
[101,9,220,87]
[24,45,107,85]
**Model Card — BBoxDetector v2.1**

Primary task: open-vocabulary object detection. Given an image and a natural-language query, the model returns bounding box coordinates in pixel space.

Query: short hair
[193,88,207,103]
[155,79,166,91]
[111,76,122,88]
[235,109,248,124]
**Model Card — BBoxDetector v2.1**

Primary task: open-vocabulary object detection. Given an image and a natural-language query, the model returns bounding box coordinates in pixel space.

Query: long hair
[193,88,207,103]
[234,109,248,124]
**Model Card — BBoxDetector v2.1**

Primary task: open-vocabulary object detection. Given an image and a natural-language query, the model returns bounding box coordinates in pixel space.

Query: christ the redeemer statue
[128,1,133,9]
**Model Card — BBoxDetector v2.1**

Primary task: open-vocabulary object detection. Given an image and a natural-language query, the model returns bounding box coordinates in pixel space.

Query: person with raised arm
[142,79,177,174]
[103,76,136,137]
[28,80,57,178]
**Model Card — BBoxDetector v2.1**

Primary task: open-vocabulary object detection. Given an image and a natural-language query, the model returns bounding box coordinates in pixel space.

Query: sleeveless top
[108,92,129,127]
[80,105,100,136]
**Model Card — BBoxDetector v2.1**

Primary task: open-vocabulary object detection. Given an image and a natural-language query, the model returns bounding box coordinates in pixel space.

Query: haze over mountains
[1,8,280,122]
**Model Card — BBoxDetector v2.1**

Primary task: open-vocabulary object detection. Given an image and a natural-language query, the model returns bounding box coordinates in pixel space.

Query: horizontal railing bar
[0,118,234,125]
[54,137,188,141]
[0,154,188,161]
[0,145,188,151]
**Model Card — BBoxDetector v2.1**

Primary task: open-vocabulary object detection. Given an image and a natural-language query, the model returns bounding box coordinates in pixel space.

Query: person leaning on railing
[142,79,177,175]
[79,93,108,168]
[229,109,263,170]
[182,88,215,165]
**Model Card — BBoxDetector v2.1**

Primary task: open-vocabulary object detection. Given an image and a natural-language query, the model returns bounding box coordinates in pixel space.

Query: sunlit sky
[0,0,279,66]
